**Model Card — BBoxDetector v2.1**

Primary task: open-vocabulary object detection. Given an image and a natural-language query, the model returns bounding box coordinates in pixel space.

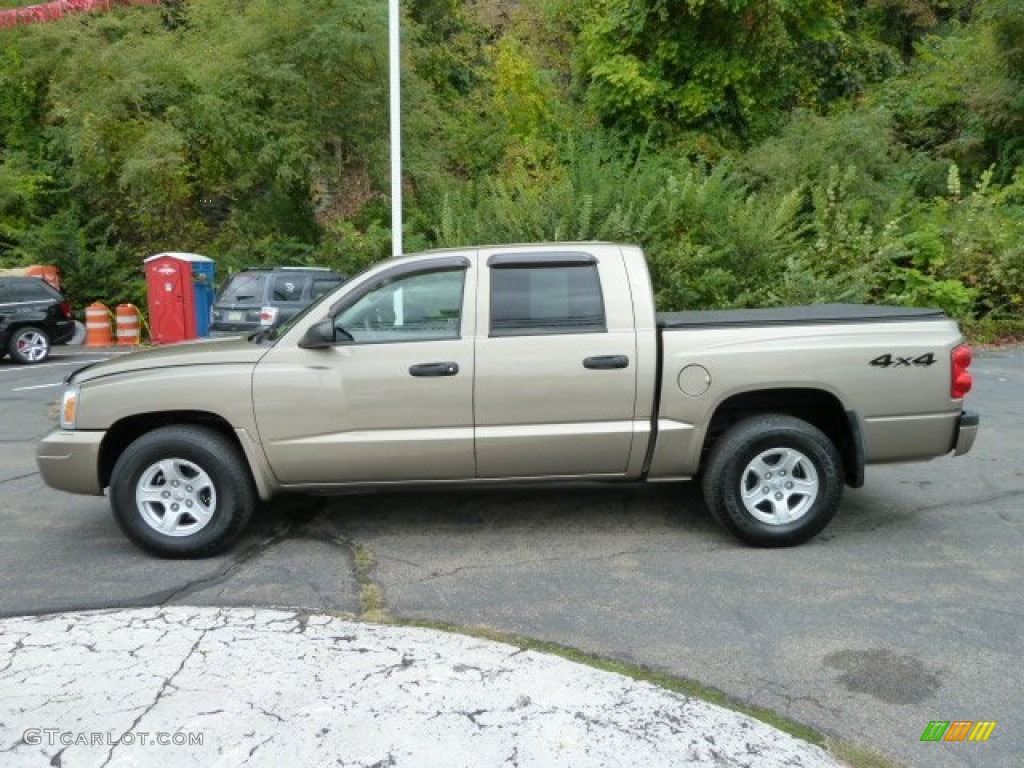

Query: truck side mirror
[298,320,345,349]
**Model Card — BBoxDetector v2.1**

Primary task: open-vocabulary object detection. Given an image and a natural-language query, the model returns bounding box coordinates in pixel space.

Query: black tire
[701,414,843,547]
[7,326,51,364]
[109,425,255,558]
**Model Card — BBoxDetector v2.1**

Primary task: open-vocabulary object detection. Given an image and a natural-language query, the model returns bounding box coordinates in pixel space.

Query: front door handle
[583,355,630,370]
[409,361,460,377]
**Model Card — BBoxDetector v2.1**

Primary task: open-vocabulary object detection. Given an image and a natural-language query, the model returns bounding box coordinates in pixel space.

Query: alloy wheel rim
[739,447,819,525]
[16,331,48,362]
[135,458,217,537]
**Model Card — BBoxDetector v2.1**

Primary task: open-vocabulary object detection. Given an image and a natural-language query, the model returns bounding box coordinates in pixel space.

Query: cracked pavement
[1,346,1022,767]
[0,607,843,768]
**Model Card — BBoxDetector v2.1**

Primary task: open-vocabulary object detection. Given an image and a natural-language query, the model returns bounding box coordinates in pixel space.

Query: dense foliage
[1,0,1022,335]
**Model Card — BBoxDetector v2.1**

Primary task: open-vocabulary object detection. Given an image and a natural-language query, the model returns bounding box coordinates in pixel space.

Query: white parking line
[12,382,65,391]
[0,358,113,375]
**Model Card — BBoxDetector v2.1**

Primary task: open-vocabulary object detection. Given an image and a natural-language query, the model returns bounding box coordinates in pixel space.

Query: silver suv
[209,267,346,337]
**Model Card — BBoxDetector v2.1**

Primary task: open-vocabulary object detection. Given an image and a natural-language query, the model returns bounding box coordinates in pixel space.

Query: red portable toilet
[144,252,214,344]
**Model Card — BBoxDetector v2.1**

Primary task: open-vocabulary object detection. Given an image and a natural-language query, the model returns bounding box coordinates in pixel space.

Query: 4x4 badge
[870,353,936,368]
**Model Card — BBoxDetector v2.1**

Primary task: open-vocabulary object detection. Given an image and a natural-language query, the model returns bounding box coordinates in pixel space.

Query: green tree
[884,0,1024,183]
[576,0,849,143]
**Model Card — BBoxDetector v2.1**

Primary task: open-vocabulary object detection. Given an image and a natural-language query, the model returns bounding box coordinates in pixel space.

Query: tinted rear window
[490,264,606,335]
[0,278,58,303]
[217,273,267,304]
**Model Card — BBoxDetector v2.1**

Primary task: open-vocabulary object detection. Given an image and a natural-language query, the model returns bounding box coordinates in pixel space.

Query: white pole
[388,0,402,258]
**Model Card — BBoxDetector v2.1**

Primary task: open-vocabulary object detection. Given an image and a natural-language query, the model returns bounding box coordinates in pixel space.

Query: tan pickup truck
[37,243,979,557]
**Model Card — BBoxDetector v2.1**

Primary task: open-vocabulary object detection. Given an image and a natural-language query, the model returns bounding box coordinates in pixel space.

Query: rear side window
[490,262,606,336]
[217,273,266,304]
[0,279,55,303]
[270,274,306,302]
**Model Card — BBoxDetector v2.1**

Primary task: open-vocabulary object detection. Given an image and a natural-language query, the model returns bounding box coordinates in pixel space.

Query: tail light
[951,344,972,399]
[259,306,280,327]
[59,300,72,318]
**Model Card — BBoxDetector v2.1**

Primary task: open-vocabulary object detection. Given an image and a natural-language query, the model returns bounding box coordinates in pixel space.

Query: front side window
[335,268,465,344]
[490,263,606,336]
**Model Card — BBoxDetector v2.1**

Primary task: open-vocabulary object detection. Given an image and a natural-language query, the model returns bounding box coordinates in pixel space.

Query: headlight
[60,386,80,430]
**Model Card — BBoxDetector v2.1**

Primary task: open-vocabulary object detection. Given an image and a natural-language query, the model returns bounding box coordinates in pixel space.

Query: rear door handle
[583,355,629,370]
[409,361,460,377]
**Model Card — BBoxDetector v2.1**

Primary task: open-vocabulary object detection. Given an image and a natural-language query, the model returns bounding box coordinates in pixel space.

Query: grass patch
[347,540,390,623]
[825,740,903,768]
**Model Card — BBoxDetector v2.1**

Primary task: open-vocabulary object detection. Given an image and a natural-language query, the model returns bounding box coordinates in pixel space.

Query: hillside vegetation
[1,0,1022,336]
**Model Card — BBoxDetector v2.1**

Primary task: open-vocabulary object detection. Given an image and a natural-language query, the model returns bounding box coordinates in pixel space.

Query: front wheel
[110,425,255,558]
[702,414,844,547]
[8,326,51,364]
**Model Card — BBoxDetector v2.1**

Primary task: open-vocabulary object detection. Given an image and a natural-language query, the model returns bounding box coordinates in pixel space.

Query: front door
[252,256,476,485]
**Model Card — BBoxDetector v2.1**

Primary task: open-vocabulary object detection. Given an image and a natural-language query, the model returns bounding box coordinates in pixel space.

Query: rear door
[0,279,20,340]
[473,247,639,478]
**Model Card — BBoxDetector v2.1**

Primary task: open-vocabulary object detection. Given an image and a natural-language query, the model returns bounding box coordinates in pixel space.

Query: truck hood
[69,336,271,384]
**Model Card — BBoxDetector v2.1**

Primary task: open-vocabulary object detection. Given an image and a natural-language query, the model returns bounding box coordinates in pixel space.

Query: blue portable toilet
[189,256,216,337]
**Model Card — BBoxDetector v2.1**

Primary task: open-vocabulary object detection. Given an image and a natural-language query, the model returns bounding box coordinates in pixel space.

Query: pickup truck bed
[657,304,948,329]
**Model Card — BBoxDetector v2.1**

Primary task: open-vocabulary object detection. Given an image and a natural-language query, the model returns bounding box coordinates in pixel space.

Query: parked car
[0,276,75,364]
[208,267,346,337]
[37,243,978,558]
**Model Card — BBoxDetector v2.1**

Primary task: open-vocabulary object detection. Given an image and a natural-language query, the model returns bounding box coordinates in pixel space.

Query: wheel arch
[100,411,247,490]
[703,388,864,488]
[5,316,51,341]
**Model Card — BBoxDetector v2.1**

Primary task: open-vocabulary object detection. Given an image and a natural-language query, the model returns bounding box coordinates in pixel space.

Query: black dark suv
[209,267,346,336]
[0,276,75,364]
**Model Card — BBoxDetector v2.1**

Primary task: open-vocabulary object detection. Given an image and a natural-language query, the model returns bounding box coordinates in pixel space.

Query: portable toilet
[191,258,216,337]
[144,252,216,343]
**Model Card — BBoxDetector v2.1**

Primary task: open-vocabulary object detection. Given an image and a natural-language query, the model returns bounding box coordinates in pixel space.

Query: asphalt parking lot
[1,344,1021,768]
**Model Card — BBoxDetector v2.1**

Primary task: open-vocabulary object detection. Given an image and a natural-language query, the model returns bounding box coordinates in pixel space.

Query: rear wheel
[110,425,255,558]
[702,414,843,546]
[7,326,51,364]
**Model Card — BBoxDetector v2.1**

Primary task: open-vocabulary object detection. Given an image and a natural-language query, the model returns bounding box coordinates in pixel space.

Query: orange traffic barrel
[86,303,113,347]
[26,265,60,290]
[115,304,141,346]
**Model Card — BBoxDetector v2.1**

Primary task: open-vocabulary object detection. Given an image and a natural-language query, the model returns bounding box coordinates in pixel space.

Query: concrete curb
[0,607,845,767]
